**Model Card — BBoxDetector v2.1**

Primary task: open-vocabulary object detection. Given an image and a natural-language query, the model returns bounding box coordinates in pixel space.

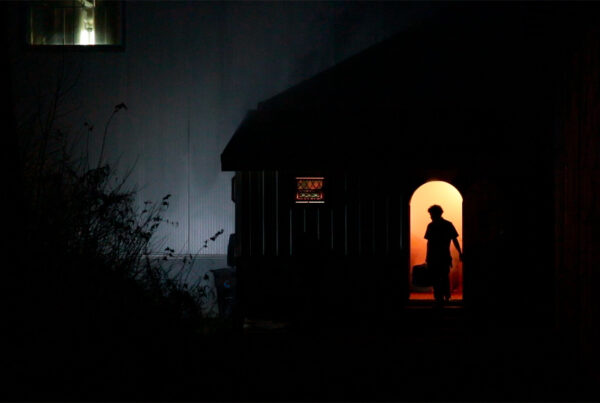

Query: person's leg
[442,270,450,301]
[431,265,444,303]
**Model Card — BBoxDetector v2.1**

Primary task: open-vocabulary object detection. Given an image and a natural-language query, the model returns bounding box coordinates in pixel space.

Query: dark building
[222,3,600,375]
[2,2,599,399]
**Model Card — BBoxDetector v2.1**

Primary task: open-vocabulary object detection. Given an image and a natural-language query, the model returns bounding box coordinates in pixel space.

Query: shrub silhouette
[7,97,225,399]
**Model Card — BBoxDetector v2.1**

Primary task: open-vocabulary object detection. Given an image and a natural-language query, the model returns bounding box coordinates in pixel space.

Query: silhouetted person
[425,205,463,304]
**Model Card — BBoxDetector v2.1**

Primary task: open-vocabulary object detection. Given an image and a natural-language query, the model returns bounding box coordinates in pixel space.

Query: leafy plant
[9,87,229,398]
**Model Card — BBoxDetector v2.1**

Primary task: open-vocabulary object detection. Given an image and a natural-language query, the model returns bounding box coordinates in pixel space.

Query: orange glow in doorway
[410,181,463,301]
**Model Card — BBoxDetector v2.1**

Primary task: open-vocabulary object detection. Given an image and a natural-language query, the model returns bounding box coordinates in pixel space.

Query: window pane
[28,1,122,46]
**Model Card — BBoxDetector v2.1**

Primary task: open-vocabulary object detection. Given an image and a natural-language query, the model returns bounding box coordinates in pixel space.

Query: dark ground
[215,308,594,402]
[19,304,592,402]
[6,292,598,402]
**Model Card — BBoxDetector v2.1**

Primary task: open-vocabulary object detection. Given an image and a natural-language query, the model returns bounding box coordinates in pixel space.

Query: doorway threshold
[406,299,464,309]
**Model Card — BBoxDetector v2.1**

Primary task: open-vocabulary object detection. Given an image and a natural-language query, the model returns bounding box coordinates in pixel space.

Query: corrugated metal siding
[235,170,405,259]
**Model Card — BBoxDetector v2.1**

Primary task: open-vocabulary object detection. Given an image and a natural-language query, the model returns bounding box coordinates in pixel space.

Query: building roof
[222,107,510,172]
[222,4,584,172]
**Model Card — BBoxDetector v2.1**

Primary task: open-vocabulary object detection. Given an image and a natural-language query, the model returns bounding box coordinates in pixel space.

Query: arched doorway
[409,181,463,301]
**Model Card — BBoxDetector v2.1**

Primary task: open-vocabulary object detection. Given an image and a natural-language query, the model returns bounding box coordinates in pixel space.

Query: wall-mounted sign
[295,177,324,204]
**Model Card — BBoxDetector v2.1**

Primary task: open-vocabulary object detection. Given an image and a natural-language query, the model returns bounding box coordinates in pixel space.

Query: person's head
[428,204,443,220]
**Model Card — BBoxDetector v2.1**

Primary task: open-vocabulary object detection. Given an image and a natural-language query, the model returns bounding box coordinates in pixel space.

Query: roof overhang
[221,107,504,172]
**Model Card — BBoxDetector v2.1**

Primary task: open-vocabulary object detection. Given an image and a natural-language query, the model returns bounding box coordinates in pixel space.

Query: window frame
[24,1,125,51]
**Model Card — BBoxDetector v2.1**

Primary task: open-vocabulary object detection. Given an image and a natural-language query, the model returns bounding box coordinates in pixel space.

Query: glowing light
[78,2,95,45]
[409,181,463,300]
[78,29,95,45]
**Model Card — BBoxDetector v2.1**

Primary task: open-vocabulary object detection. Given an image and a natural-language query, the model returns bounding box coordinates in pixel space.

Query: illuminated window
[295,177,325,204]
[27,1,123,47]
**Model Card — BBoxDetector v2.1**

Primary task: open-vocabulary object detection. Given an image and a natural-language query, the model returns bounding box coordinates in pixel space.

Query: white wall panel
[9,1,437,254]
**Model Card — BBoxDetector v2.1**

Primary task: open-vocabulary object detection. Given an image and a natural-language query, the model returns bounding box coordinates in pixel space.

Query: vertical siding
[291,201,304,255]
[556,28,600,368]
[236,171,407,260]
[234,169,411,315]
[278,173,291,256]
[241,171,252,257]
[263,171,277,256]
[346,175,360,256]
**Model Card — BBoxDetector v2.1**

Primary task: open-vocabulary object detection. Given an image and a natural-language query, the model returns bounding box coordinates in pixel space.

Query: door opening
[409,181,463,301]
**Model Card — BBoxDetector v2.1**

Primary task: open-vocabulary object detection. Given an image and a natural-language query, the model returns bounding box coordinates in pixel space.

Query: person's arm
[452,237,463,261]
